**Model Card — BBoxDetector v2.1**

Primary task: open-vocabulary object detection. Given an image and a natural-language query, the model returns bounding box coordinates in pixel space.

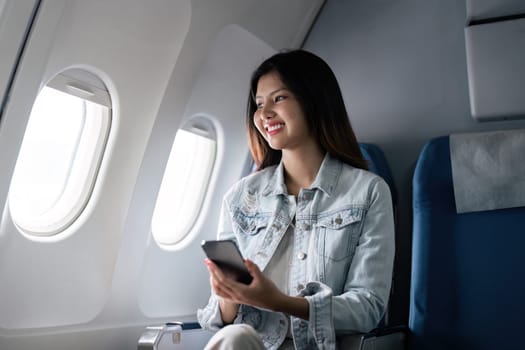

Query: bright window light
[152,126,216,246]
[11,88,84,217]
[9,71,111,236]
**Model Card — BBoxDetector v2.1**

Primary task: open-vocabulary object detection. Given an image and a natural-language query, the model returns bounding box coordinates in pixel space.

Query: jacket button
[335,217,343,225]
[301,223,310,231]
[297,252,307,260]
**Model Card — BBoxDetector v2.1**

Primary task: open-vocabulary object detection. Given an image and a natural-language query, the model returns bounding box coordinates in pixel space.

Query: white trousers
[204,324,266,350]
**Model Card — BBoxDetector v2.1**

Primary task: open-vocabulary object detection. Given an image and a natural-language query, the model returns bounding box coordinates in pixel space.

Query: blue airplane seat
[410,135,525,350]
[359,142,397,205]
[358,142,397,330]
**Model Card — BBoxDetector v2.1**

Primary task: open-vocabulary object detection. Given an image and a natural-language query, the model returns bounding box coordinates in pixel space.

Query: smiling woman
[198,50,395,350]
[246,50,368,172]
[254,72,313,156]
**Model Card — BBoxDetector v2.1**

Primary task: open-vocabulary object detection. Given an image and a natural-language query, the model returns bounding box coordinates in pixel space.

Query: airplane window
[8,70,111,236]
[152,119,216,247]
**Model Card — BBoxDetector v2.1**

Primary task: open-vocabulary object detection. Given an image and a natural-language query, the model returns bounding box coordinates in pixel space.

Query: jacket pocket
[232,209,269,236]
[316,207,364,261]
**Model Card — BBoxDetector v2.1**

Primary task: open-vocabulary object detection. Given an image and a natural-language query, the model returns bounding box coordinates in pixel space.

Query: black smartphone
[201,239,253,284]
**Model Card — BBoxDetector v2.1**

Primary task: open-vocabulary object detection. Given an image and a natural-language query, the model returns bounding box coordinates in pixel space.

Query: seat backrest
[359,142,397,205]
[410,135,525,350]
[359,142,397,328]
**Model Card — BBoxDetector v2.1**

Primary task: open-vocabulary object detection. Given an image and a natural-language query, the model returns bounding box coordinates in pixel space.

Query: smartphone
[201,239,253,284]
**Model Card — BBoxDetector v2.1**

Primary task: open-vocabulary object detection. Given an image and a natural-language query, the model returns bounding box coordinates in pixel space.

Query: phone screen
[201,239,253,284]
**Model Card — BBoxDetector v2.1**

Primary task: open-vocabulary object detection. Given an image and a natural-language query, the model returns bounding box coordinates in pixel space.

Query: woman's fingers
[205,259,244,300]
[244,259,261,279]
[205,258,281,309]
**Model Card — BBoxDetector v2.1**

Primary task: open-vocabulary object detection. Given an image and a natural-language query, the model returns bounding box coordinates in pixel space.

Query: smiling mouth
[265,123,284,132]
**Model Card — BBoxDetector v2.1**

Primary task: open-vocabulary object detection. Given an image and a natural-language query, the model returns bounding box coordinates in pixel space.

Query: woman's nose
[260,105,275,119]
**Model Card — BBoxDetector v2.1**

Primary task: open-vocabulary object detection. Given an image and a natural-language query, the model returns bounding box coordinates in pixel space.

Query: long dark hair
[246,49,368,171]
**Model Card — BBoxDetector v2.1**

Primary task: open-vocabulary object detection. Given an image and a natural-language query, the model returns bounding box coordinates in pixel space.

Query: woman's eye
[275,95,286,102]
[256,102,263,109]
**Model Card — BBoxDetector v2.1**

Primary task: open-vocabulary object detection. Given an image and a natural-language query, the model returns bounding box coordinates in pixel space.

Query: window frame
[8,69,112,236]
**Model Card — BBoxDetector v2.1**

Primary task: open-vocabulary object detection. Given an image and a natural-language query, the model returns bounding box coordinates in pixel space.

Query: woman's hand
[205,258,283,311]
[205,258,310,321]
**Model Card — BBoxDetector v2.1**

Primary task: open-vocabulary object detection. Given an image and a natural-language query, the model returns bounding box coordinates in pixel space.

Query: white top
[264,223,295,339]
[264,223,294,293]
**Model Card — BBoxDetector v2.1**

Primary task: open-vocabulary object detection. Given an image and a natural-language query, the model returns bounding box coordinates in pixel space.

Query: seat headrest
[450,128,525,213]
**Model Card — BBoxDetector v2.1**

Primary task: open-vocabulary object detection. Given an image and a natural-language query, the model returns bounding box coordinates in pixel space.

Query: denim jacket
[198,153,395,350]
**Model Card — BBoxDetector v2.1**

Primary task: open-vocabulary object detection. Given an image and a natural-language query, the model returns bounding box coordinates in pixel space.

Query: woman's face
[253,71,313,151]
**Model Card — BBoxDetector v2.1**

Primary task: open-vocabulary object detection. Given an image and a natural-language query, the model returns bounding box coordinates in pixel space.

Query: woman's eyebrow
[255,87,289,99]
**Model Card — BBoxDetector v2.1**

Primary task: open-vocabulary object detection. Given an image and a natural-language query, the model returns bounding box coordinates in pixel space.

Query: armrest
[361,325,407,350]
[338,325,407,350]
[137,322,211,350]
[138,322,184,350]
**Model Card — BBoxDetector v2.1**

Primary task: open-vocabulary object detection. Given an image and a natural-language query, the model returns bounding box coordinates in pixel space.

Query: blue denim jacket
[198,153,395,350]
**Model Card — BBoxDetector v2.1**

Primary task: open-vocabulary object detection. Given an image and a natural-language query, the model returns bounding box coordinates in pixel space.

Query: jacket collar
[262,153,342,197]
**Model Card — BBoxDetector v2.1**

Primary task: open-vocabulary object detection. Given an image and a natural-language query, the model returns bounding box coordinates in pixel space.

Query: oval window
[8,69,111,236]
[152,117,217,246]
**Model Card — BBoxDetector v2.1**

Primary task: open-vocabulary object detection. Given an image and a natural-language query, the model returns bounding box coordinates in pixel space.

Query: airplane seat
[138,143,404,349]
[358,142,397,327]
[138,322,211,350]
[359,142,397,206]
[335,143,406,349]
[410,131,525,350]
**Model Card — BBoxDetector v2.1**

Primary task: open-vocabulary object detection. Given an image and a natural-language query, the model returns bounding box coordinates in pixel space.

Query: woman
[198,50,395,350]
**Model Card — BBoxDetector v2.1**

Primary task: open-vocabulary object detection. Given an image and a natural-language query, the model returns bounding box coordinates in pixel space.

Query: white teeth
[267,124,284,132]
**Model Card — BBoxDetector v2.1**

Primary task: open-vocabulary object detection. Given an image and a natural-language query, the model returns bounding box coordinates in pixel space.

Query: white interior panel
[465,18,525,121]
[0,0,191,329]
[0,0,39,141]
[138,24,276,317]
[0,0,325,348]
[0,0,38,136]
[466,0,525,21]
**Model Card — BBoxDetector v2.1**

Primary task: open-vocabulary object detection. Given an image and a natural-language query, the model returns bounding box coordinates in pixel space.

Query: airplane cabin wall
[1,0,192,337]
[0,1,39,120]
[304,0,525,325]
[0,0,324,349]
